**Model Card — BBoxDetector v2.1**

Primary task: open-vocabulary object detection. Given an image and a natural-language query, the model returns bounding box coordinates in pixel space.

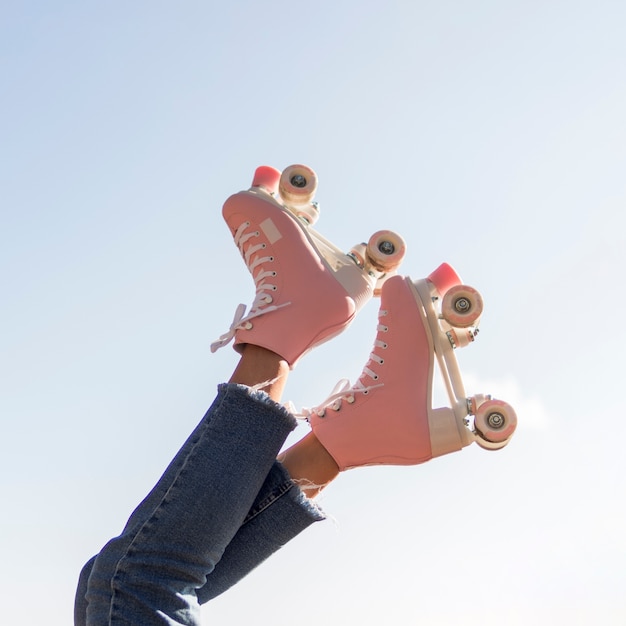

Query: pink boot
[307,264,517,470]
[211,165,406,367]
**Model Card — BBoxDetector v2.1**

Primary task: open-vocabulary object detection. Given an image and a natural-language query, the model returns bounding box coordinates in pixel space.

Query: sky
[1,1,625,624]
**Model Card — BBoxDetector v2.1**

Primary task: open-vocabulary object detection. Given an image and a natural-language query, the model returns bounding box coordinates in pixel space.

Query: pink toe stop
[427,262,462,296]
[252,166,281,194]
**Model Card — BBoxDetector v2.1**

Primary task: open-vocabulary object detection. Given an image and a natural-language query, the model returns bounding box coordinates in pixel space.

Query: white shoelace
[298,311,389,419]
[211,221,290,353]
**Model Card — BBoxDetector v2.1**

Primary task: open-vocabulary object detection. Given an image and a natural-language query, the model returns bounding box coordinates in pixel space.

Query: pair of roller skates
[212,164,517,470]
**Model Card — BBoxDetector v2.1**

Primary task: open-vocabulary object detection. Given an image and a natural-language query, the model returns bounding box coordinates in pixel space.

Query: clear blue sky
[2,2,625,624]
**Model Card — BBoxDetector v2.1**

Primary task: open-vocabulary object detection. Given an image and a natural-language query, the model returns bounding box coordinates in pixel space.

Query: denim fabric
[76,384,325,626]
[197,460,324,603]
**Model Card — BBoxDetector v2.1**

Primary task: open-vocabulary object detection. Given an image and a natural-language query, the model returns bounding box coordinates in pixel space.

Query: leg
[79,259,361,626]
[77,164,407,623]
[228,344,288,400]
[76,461,330,622]
[196,460,325,602]
[278,433,339,499]
[83,348,296,626]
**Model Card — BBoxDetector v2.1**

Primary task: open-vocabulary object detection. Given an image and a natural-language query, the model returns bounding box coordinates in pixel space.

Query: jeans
[75,383,325,625]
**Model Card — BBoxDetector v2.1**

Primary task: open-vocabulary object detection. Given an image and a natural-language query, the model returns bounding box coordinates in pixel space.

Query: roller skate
[211,164,406,367]
[306,264,517,470]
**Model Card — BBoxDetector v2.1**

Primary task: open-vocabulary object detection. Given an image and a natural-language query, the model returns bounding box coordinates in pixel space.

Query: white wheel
[365,230,406,272]
[447,327,477,348]
[474,399,517,444]
[348,242,367,269]
[294,201,320,225]
[279,164,318,207]
[441,285,483,328]
[475,437,510,451]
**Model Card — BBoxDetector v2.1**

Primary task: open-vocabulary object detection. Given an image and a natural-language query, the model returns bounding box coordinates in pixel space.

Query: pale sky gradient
[2,2,625,624]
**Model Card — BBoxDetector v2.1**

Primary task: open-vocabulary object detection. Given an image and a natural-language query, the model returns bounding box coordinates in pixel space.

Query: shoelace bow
[211,221,290,353]
[298,310,389,419]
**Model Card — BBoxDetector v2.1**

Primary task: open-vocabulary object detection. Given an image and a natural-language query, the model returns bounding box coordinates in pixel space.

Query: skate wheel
[279,164,318,206]
[441,285,483,328]
[474,399,517,444]
[251,166,281,195]
[294,201,320,225]
[447,327,477,348]
[365,230,406,272]
[427,262,461,296]
[475,437,510,451]
[348,242,367,269]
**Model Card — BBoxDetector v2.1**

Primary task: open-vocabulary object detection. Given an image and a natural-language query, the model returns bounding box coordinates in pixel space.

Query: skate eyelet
[244,322,253,330]
[269,256,274,262]
[271,271,277,277]
[373,375,379,380]
[271,286,277,291]
[382,343,388,349]
[382,326,389,332]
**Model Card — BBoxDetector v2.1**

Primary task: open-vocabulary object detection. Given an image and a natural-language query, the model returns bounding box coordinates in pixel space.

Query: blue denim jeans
[75,383,325,625]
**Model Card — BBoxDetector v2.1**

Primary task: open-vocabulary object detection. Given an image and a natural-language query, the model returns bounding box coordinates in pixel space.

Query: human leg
[82,347,297,626]
[77,164,408,623]
[195,460,325,602]
[76,460,327,620]
[78,193,375,623]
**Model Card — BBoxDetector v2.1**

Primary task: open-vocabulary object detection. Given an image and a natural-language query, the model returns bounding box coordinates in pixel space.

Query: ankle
[278,432,340,498]
[229,345,289,401]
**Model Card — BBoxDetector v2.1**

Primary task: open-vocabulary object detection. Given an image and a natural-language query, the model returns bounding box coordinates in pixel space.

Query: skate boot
[306,264,517,470]
[211,164,406,367]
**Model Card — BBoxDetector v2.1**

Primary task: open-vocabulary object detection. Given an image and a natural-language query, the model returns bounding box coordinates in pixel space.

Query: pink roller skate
[307,264,517,470]
[211,164,406,367]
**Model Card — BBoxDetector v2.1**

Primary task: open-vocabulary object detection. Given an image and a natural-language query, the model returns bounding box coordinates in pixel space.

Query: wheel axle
[378,241,396,255]
[454,297,471,313]
[487,412,505,429]
[290,174,307,188]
